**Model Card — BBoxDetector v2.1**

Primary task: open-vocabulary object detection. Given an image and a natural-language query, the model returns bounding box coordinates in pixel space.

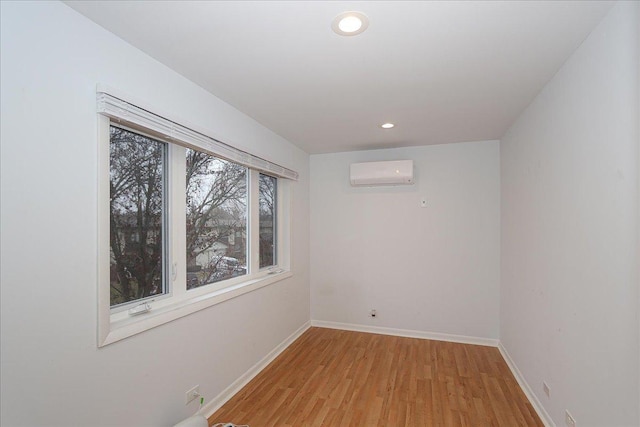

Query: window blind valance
[96,89,299,181]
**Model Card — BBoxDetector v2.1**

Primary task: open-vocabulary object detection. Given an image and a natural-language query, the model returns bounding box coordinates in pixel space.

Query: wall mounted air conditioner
[350,160,414,186]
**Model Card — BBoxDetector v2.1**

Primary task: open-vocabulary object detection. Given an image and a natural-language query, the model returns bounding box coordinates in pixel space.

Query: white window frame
[97,87,295,347]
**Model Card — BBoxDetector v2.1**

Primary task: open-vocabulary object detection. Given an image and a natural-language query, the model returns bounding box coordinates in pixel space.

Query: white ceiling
[66,1,612,154]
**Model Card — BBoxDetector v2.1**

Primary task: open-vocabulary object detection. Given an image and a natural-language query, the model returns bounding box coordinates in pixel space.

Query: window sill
[99,271,293,347]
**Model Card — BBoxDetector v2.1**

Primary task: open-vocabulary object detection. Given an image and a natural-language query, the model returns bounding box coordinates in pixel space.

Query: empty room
[1,1,638,426]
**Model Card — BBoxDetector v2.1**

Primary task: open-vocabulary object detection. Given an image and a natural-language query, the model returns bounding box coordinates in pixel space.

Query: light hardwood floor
[209,327,543,426]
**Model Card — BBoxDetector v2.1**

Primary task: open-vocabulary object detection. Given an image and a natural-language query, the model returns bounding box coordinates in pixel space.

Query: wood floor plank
[209,327,543,426]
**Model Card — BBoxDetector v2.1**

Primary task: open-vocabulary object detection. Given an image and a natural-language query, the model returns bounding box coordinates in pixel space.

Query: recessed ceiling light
[332,11,369,36]
[381,123,395,129]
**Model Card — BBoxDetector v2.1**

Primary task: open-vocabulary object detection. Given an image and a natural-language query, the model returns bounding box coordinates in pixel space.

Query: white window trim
[96,85,298,180]
[97,88,295,347]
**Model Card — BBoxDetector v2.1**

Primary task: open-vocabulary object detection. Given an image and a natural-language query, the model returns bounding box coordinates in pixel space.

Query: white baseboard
[498,342,555,427]
[310,319,499,347]
[200,320,311,420]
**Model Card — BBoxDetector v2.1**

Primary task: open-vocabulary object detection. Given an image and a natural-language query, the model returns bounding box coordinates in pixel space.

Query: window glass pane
[109,126,166,307]
[186,149,247,288]
[259,173,277,268]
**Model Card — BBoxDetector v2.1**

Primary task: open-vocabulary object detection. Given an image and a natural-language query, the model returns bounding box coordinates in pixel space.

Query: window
[186,149,248,289]
[259,173,277,268]
[97,89,296,346]
[109,127,168,307]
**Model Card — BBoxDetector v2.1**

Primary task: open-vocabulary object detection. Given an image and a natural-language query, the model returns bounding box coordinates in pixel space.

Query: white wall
[310,141,500,340]
[638,2,640,418]
[500,2,639,426]
[0,2,309,426]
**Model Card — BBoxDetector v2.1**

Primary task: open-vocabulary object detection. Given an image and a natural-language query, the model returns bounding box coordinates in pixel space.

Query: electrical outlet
[543,382,550,398]
[420,197,427,208]
[565,410,576,427]
[185,385,200,405]
[370,309,377,318]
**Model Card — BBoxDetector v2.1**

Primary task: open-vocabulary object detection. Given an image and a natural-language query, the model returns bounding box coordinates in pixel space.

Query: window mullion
[170,145,187,299]
[249,169,260,275]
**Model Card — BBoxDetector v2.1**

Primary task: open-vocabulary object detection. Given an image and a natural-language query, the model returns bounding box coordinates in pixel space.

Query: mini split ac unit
[350,160,414,186]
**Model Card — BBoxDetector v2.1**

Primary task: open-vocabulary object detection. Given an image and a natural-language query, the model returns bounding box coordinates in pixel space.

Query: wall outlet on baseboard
[565,410,576,427]
[370,309,377,318]
[185,385,200,405]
